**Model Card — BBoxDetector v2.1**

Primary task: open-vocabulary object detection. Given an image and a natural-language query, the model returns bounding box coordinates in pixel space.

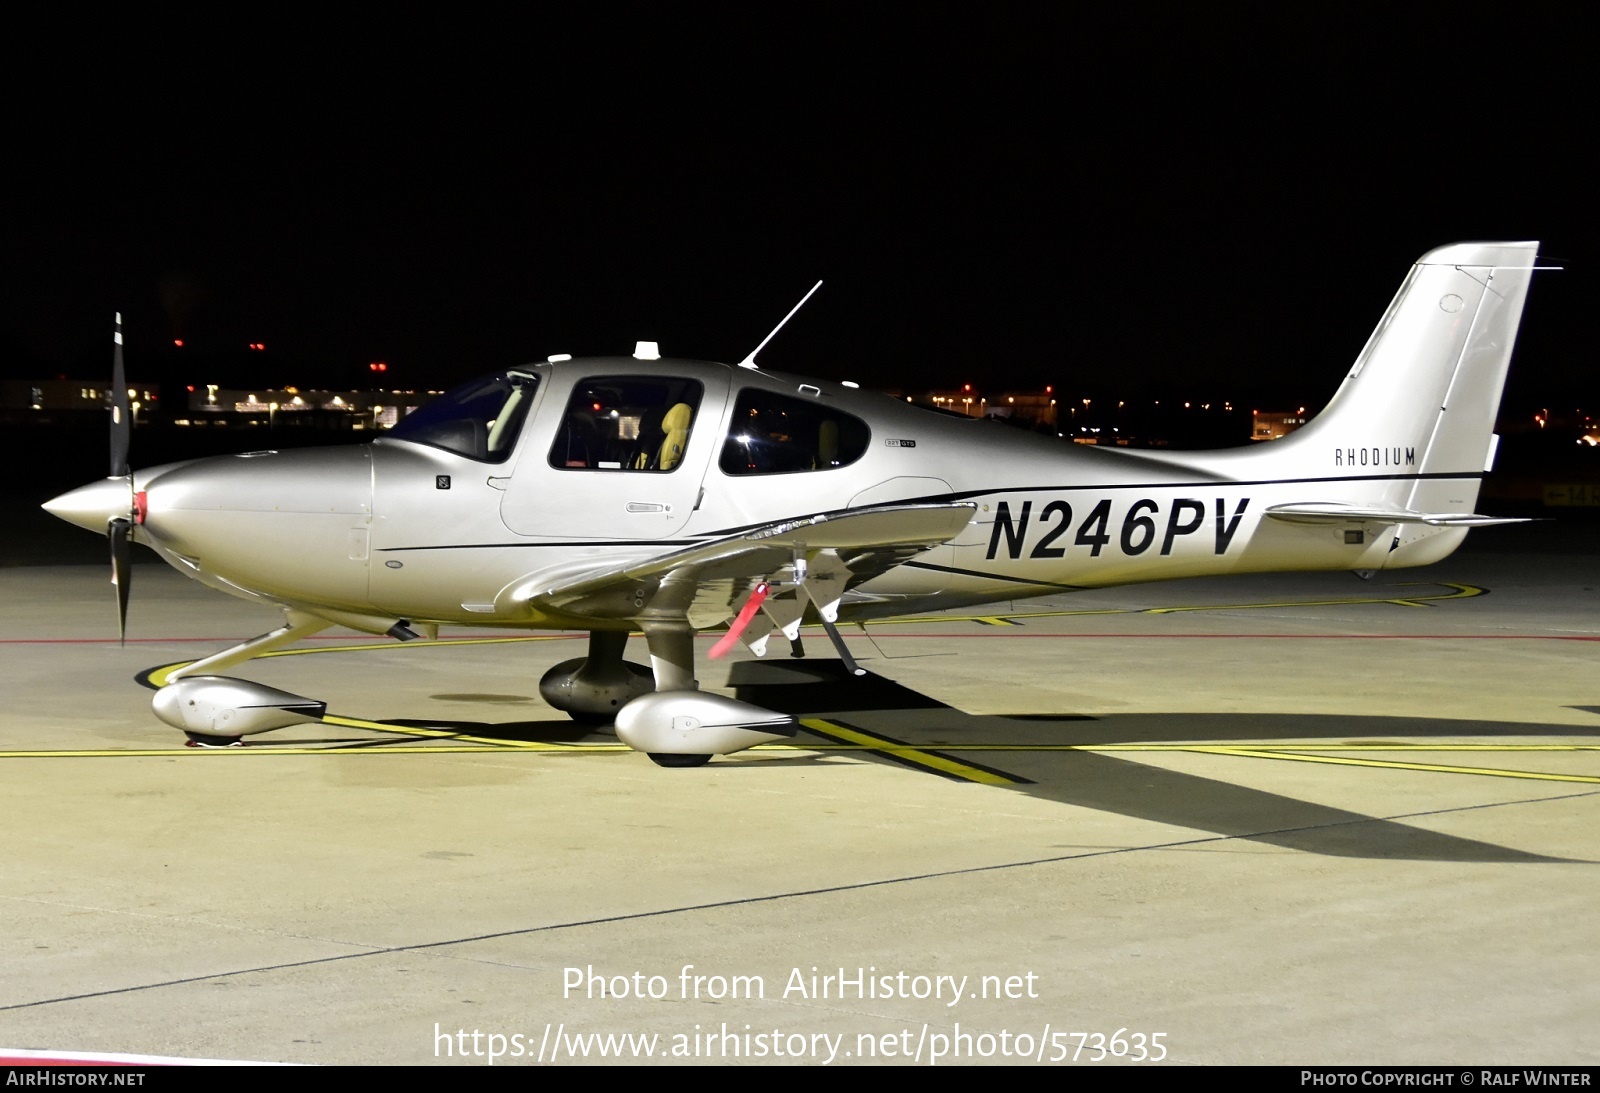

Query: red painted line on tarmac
[853,633,1600,641]
[7,633,1597,645]
[910,633,1600,640]
[0,1047,282,1066]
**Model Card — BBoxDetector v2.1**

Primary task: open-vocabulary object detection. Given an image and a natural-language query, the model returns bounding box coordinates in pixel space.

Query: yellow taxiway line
[1187,745,1600,784]
[797,718,1030,785]
[27,578,1582,786]
[135,578,1494,690]
[7,736,1593,787]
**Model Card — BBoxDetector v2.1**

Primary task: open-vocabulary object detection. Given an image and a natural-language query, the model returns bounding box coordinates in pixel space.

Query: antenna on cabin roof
[738,280,823,369]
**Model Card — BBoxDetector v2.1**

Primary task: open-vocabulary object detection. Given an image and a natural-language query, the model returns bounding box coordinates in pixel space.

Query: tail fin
[1277,240,1539,506]
[1219,242,1542,567]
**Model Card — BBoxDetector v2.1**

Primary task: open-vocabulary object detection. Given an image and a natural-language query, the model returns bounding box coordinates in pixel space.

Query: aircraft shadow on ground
[724,659,1600,866]
[313,659,1595,865]
[380,717,598,744]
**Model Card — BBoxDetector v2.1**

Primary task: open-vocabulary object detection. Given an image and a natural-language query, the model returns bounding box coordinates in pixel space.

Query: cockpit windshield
[384,370,540,462]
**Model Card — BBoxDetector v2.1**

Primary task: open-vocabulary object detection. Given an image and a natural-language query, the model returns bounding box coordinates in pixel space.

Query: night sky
[4,12,1590,411]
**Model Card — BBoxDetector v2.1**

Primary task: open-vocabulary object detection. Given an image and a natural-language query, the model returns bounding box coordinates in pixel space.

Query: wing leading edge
[497,503,976,650]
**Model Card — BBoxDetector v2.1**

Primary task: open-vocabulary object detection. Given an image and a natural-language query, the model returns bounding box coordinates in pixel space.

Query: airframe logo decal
[1335,447,1415,468]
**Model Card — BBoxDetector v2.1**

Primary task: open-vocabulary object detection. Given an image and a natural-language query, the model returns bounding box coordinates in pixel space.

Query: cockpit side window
[386,370,539,463]
[719,388,870,475]
[548,376,704,472]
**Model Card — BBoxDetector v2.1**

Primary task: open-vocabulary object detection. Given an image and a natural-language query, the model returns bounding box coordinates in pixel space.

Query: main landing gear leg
[643,623,698,693]
[635,624,712,767]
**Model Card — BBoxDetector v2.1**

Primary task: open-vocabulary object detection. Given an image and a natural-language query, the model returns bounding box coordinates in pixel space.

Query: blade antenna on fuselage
[738,280,823,369]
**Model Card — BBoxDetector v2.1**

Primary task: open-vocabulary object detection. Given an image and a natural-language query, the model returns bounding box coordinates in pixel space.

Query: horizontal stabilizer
[1265,502,1531,528]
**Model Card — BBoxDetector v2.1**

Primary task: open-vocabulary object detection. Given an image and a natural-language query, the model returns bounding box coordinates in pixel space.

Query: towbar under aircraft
[45,242,1543,765]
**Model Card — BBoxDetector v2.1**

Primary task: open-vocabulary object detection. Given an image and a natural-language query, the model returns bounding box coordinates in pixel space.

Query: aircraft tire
[182,731,245,749]
[647,753,713,768]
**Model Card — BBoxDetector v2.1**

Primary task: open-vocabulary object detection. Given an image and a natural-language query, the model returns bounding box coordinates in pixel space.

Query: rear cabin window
[719,388,870,475]
[548,376,704,472]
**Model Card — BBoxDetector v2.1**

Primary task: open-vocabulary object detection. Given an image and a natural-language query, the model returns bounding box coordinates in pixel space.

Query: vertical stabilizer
[1225,241,1542,568]
[1269,241,1538,509]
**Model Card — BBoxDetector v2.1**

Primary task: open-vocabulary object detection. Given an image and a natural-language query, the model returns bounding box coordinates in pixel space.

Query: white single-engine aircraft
[46,241,1542,765]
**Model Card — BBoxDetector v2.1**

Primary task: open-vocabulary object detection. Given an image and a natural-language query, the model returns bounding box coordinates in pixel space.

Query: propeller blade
[110,312,131,478]
[110,517,131,644]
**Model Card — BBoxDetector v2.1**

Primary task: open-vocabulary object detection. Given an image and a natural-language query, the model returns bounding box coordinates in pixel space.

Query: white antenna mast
[738,280,823,368]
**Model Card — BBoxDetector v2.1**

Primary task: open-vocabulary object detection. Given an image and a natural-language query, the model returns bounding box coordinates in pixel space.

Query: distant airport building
[985,392,1059,427]
[0,378,448,434]
[0,379,160,423]
[914,388,1058,427]
[180,386,441,430]
[1251,408,1307,441]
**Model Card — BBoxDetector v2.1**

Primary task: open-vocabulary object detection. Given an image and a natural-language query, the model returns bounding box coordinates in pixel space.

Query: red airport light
[173,339,184,347]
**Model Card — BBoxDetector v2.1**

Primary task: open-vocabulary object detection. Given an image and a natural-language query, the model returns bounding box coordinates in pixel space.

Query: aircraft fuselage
[125,356,1469,632]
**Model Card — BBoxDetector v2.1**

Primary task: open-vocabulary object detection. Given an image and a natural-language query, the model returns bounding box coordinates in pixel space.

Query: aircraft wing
[499,502,976,638]
[1264,503,1531,527]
